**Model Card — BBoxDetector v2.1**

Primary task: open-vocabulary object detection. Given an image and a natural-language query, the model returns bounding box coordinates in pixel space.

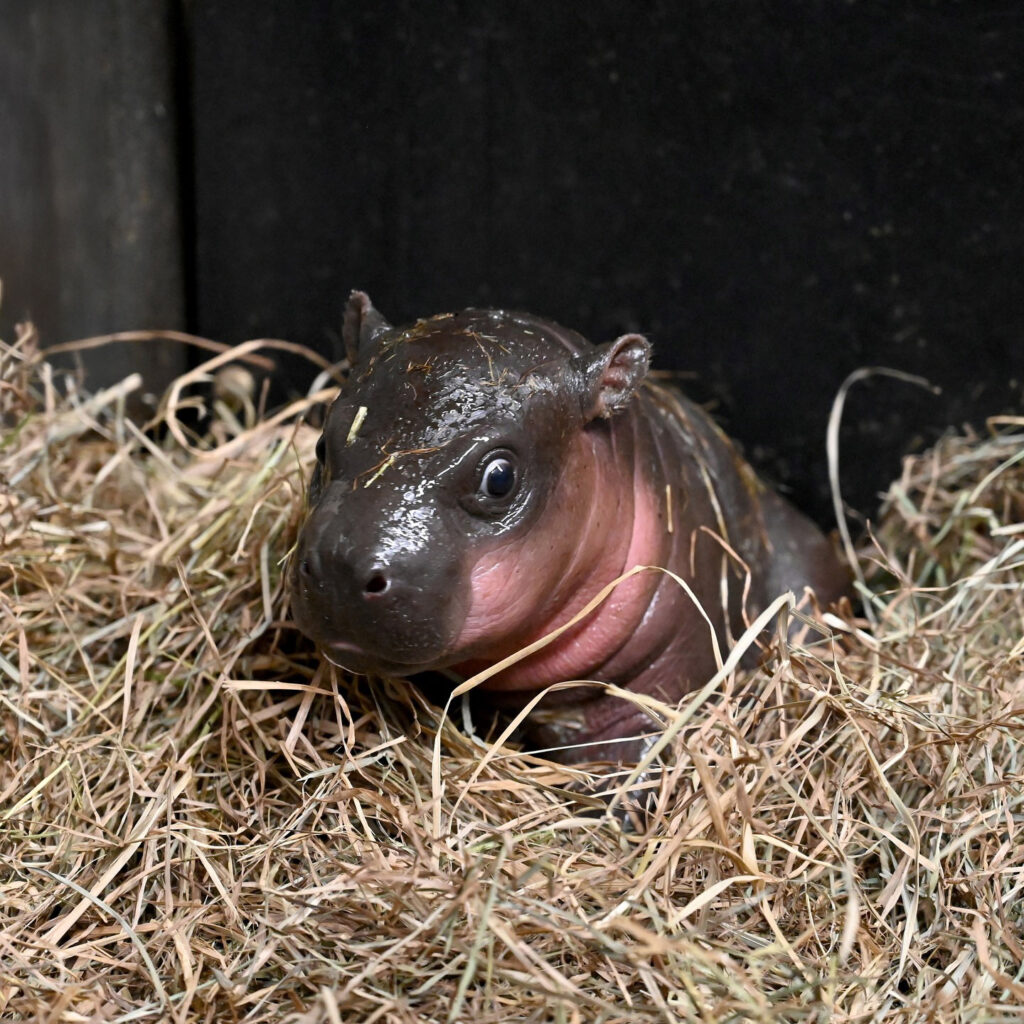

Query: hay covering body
[1,324,1023,1022]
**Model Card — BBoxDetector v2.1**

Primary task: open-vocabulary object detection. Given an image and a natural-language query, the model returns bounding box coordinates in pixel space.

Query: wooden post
[0,0,186,401]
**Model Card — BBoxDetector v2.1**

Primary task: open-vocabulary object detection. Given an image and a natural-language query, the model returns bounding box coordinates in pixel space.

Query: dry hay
[1,322,1023,1024]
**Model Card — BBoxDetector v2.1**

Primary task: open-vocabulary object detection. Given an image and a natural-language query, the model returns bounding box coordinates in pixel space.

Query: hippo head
[289,291,650,679]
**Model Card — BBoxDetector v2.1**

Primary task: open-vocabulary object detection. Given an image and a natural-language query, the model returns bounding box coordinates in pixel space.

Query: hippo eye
[479,453,517,501]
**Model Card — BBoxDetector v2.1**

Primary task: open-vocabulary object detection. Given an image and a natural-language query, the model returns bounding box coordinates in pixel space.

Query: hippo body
[290,293,848,762]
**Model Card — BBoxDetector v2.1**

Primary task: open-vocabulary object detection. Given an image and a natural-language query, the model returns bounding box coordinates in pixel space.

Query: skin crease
[290,293,850,763]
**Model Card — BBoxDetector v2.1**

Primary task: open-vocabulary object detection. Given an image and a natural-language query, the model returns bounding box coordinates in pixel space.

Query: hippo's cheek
[456,553,552,652]
[452,538,665,692]
[449,452,674,692]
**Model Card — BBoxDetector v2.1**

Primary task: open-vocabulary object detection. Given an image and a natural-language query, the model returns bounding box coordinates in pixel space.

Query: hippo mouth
[320,640,449,678]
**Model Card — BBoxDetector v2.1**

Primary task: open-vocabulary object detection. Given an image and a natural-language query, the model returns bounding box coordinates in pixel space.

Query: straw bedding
[1,323,1022,1023]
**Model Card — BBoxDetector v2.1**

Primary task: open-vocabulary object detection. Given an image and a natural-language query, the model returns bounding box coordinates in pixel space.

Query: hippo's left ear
[343,290,392,365]
[578,333,651,420]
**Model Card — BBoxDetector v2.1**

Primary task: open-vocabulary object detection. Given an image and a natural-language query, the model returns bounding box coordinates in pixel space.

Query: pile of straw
[1,324,1022,1022]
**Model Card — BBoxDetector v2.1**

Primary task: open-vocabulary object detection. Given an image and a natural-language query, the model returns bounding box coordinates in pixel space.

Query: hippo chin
[290,291,848,762]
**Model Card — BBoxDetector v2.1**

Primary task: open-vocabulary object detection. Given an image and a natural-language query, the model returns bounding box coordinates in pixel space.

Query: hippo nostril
[299,558,312,576]
[364,572,389,596]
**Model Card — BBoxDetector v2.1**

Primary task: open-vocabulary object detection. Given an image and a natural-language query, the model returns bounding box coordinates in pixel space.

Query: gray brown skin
[290,292,849,762]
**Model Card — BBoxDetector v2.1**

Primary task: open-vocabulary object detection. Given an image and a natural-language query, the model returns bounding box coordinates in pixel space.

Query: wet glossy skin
[290,292,849,762]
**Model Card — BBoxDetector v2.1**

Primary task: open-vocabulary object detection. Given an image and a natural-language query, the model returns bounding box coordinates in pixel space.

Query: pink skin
[454,422,670,692]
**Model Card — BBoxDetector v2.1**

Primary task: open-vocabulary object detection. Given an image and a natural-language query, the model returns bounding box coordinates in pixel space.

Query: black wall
[3,2,1022,525]
[187,2,1024,523]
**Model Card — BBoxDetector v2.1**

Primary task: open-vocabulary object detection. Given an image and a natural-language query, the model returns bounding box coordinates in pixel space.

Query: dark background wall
[3,1,1023,525]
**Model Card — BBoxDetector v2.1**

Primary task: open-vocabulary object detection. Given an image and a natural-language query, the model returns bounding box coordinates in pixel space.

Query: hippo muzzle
[291,477,469,674]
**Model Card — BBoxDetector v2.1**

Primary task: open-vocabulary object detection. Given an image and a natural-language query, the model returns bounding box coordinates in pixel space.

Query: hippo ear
[579,333,651,420]
[343,290,392,364]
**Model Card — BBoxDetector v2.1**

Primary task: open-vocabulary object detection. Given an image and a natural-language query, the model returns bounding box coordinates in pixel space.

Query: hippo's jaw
[318,640,447,678]
[289,576,467,677]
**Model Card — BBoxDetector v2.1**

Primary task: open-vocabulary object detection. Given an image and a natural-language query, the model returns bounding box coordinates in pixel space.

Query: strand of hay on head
[2,321,1023,1022]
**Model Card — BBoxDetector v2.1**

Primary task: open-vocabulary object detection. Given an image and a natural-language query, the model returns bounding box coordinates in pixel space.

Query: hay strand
[2,325,1023,1022]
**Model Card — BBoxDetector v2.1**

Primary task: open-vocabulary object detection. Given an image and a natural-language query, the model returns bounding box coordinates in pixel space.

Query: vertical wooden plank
[0,0,185,399]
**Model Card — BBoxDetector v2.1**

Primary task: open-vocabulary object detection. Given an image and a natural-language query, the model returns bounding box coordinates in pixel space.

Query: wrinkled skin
[290,292,849,762]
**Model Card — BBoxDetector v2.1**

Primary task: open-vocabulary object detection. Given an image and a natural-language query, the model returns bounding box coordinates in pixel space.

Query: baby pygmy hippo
[290,292,848,761]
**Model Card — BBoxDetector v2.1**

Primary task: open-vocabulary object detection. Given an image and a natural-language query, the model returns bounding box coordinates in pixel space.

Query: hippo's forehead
[327,310,588,456]
[377,309,588,361]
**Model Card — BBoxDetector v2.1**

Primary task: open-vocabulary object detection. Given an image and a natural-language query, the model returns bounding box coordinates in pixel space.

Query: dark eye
[479,454,517,500]
[315,434,326,464]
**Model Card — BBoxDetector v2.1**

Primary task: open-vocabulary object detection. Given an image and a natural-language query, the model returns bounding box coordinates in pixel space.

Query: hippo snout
[289,497,469,675]
[294,541,391,601]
